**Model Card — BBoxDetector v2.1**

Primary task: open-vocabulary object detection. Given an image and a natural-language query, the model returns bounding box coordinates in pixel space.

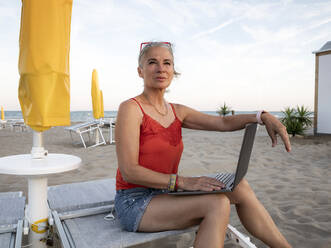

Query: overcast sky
[1,0,331,111]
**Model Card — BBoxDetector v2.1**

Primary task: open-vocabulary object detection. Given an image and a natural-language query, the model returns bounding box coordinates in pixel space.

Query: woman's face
[138,46,174,90]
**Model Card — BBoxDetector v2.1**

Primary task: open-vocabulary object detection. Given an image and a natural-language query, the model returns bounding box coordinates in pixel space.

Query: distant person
[114,41,292,248]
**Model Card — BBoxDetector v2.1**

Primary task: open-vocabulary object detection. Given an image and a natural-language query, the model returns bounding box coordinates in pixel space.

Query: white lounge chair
[65,120,106,148]
[10,121,27,132]
[47,178,257,248]
[103,117,116,144]
[0,191,25,248]
[0,120,7,129]
[2,119,27,132]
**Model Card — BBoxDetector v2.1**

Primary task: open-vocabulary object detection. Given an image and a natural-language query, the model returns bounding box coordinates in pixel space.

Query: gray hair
[138,41,180,77]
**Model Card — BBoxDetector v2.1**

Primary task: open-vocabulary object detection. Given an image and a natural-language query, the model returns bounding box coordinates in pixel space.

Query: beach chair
[65,120,106,148]
[11,121,28,132]
[47,179,257,248]
[4,119,27,132]
[0,191,26,248]
[0,120,6,129]
[103,117,116,144]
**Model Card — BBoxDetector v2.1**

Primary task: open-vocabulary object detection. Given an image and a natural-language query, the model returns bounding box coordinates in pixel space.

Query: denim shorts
[114,187,168,232]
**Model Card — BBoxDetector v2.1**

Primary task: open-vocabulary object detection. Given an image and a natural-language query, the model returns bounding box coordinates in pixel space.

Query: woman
[114,41,292,248]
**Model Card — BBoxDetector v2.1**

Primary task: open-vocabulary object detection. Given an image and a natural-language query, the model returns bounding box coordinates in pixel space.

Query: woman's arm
[115,100,173,189]
[174,104,256,131]
[174,104,291,152]
[116,100,230,191]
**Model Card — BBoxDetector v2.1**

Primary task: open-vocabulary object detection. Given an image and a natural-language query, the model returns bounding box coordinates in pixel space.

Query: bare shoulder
[171,103,197,122]
[119,98,141,113]
[117,98,143,123]
[172,103,222,130]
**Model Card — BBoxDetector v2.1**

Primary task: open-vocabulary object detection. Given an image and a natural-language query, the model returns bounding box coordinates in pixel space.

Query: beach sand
[0,125,330,247]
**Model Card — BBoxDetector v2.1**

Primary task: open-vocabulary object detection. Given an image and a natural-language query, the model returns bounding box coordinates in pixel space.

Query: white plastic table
[0,154,81,176]
[0,153,81,248]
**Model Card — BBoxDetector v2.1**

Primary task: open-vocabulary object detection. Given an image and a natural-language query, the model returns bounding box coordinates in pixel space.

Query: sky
[1,0,331,112]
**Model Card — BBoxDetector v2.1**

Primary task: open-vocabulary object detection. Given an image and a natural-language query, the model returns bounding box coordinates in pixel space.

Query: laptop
[169,123,257,195]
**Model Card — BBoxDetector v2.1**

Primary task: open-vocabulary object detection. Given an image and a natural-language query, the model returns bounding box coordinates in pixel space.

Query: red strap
[132,98,178,119]
[169,103,178,119]
[131,98,145,115]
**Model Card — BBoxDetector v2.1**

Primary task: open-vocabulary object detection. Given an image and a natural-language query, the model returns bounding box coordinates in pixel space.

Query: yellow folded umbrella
[1,106,4,121]
[18,0,73,132]
[91,69,102,119]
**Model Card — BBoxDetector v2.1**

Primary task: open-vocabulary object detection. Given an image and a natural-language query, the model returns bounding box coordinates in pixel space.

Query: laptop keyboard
[214,173,235,187]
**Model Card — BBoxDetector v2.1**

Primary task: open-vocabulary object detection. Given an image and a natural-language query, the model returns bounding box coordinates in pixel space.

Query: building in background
[313,41,331,135]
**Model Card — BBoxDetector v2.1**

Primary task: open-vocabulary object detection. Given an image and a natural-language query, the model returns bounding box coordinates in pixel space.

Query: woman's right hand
[178,176,225,192]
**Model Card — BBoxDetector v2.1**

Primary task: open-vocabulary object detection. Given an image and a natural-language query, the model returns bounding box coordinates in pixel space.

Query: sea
[3,110,292,122]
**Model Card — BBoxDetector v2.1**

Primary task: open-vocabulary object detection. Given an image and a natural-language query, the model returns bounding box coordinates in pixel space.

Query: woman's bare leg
[225,179,292,248]
[138,193,230,248]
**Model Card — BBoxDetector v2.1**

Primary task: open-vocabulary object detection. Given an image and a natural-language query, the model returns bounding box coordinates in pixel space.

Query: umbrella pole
[28,177,48,248]
[96,128,100,144]
[31,131,48,159]
[28,131,48,248]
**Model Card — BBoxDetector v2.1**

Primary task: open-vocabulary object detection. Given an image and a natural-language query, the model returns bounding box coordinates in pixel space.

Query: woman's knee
[238,179,256,197]
[237,179,252,191]
[205,194,231,215]
[228,179,255,204]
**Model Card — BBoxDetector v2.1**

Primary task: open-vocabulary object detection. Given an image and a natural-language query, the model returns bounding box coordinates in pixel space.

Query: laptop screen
[232,123,257,188]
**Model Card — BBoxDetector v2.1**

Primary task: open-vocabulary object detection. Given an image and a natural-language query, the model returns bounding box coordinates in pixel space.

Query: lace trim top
[139,104,182,147]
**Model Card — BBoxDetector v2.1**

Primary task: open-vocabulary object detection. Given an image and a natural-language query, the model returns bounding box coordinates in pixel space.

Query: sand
[0,125,330,247]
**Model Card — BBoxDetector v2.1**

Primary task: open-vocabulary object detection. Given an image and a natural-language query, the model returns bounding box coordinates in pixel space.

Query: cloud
[1,0,330,110]
[192,18,239,40]
[302,32,331,46]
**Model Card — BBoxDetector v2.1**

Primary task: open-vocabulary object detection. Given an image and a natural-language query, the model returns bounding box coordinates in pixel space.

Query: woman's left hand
[261,112,291,152]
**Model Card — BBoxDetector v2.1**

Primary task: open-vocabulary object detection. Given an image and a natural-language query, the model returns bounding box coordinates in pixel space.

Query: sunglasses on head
[140,42,172,51]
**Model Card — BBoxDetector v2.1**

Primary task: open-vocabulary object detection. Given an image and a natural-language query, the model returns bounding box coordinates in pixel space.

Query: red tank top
[116,98,184,190]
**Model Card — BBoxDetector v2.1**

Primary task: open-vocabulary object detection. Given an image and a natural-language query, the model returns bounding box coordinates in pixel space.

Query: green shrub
[296,105,312,127]
[217,102,231,116]
[281,106,312,136]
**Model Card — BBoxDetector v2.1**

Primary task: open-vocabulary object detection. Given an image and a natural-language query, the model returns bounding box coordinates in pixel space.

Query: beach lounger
[48,179,257,248]
[103,117,116,144]
[11,122,27,132]
[3,119,27,132]
[65,120,106,148]
[0,120,6,129]
[0,191,26,248]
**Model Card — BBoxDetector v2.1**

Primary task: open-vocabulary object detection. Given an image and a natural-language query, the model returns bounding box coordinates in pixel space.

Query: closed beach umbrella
[1,106,4,121]
[14,1,76,247]
[91,69,102,119]
[18,0,73,132]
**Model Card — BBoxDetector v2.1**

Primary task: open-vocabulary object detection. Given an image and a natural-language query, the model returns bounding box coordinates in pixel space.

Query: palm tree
[217,102,231,116]
[296,105,312,127]
[281,106,312,137]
